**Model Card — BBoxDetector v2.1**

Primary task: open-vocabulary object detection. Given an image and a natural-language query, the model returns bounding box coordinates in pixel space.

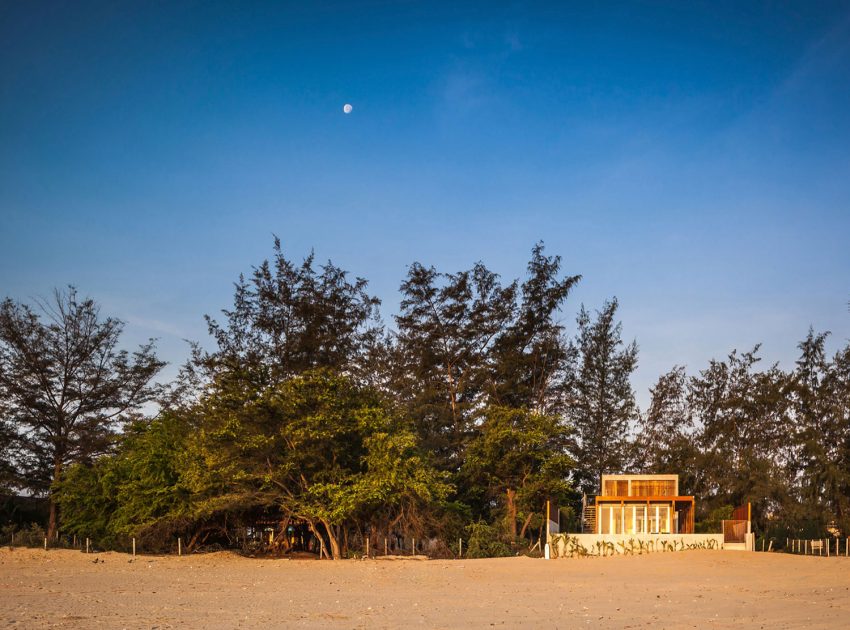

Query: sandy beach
[2,547,848,628]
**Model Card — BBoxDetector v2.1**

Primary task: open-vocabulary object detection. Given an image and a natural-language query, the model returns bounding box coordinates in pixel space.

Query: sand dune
[2,547,848,628]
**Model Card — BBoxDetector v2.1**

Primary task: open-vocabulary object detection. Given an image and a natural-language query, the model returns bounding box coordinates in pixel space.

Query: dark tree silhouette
[0,287,164,539]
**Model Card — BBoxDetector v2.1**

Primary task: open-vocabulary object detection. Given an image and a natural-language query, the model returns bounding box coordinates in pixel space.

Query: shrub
[464,521,512,558]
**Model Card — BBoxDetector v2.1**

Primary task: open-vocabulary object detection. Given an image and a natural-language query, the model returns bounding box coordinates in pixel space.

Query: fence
[785,537,850,557]
[2,526,458,560]
[721,519,748,544]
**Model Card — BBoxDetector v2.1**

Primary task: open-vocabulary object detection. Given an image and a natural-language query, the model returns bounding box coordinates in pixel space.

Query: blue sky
[2,1,849,407]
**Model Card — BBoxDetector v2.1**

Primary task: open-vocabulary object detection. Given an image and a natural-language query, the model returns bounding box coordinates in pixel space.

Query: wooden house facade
[589,474,695,535]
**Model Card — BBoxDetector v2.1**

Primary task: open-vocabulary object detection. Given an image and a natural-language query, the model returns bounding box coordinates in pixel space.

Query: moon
[343,103,353,114]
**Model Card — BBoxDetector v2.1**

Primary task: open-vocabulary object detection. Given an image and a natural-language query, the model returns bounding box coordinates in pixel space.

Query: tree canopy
[4,240,849,555]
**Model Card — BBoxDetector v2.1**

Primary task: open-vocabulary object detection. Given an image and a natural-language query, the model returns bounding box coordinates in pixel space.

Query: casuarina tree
[0,287,164,539]
[569,298,639,495]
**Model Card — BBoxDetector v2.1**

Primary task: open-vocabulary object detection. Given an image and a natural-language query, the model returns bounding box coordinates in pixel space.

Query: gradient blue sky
[2,1,849,407]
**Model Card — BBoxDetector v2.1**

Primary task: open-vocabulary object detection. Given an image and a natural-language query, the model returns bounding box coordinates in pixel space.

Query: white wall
[549,533,724,557]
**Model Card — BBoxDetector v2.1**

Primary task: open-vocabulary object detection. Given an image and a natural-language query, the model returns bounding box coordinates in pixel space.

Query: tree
[488,243,581,414]
[393,261,516,469]
[0,287,164,539]
[689,346,791,527]
[791,330,850,530]
[569,298,639,494]
[635,366,699,492]
[188,369,449,558]
[463,406,574,540]
[0,418,17,495]
[195,237,381,390]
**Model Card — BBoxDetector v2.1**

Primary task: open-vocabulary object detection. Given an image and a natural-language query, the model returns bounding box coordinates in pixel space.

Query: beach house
[584,474,695,535]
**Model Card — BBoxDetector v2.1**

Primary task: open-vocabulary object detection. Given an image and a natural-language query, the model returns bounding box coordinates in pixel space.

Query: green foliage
[464,521,512,558]
[695,505,733,534]
[569,299,639,495]
[55,412,196,550]
[190,369,450,537]
[1,522,46,547]
[0,287,164,539]
[464,406,574,538]
[22,240,847,558]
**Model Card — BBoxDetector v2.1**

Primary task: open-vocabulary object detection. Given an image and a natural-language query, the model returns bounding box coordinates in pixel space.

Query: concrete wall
[548,533,724,558]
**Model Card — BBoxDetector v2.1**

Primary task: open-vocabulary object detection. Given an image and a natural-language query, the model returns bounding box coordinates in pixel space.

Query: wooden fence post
[86,538,90,554]
[412,537,415,556]
[459,537,463,558]
[366,538,369,558]
[384,538,388,556]
[132,538,136,557]
[43,537,47,551]
[178,537,182,557]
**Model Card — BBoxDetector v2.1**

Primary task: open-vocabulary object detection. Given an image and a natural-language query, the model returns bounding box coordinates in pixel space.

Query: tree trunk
[506,488,517,539]
[47,458,63,541]
[519,512,534,540]
[321,519,341,559]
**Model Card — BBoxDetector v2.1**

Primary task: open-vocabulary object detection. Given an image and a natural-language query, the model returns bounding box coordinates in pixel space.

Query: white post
[544,499,551,560]
[459,537,463,558]
[412,538,415,555]
[43,537,47,551]
[132,538,136,557]
[178,537,182,557]
[86,538,90,554]
[366,538,369,558]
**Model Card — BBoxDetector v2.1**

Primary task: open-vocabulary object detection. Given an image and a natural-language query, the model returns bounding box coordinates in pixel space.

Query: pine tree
[393,260,516,469]
[689,346,790,527]
[488,242,581,414]
[196,237,381,389]
[792,330,850,530]
[569,298,638,495]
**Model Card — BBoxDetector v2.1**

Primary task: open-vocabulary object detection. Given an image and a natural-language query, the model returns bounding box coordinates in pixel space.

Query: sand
[2,547,848,628]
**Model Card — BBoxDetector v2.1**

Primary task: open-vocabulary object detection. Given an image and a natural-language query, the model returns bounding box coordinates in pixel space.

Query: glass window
[634,506,646,534]
[659,506,670,533]
[600,506,611,534]
[624,506,634,534]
